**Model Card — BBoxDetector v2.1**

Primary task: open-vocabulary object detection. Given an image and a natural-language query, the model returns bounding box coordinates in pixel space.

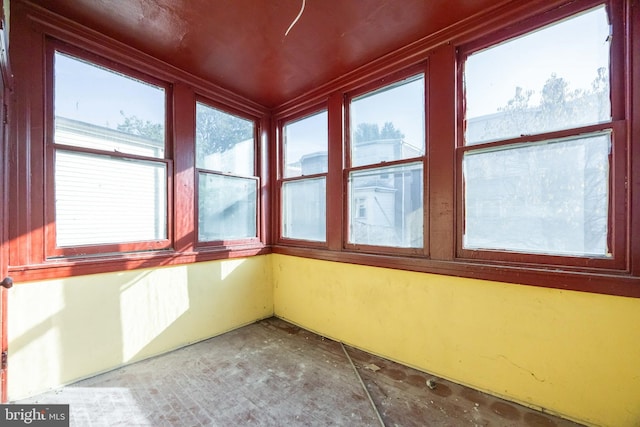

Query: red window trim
[193,96,263,249]
[271,0,640,298]
[44,40,175,259]
[455,123,627,271]
[276,105,330,248]
[46,150,175,258]
[272,244,640,298]
[9,246,272,283]
[8,4,270,282]
[9,0,639,298]
[455,0,629,273]
[343,64,429,257]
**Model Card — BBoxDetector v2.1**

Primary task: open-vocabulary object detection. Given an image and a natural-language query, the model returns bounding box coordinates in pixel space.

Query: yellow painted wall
[7,256,273,400]
[272,254,640,427]
[7,253,640,426]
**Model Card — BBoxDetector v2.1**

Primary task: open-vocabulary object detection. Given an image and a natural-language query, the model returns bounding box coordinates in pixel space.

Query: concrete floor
[16,317,584,426]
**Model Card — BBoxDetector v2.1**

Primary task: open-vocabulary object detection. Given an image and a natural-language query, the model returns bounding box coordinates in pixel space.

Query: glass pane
[284,111,328,178]
[350,75,425,167]
[198,173,257,241]
[55,151,167,247]
[282,178,326,242]
[348,163,423,248]
[196,102,255,176]
[54,52,165,157]
[465,6,611,145]
[463,133,610,256]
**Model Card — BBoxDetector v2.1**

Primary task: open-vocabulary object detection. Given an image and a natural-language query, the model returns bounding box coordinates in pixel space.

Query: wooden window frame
[194,96,262,249]
[8,0,639,296]
[44,41,174,259]
[8,3,270,282]
[273,0,640,297]
[456,0,628,272]
[276,105,330,249]
[343,64,428,257]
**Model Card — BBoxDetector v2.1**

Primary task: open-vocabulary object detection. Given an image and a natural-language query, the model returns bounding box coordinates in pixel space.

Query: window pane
[54,52,165,157]
[282,178,326,242]
[284,111,328,178]
[350,75,425,167]
[463,133,610,256]
[465,6,611,145]
[55,151,167,247]
[349,163,423,248]
[196,102,254,176]
[198,173,257,241]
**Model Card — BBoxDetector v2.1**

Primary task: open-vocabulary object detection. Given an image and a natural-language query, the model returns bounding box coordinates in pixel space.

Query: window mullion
[326,92,344,251]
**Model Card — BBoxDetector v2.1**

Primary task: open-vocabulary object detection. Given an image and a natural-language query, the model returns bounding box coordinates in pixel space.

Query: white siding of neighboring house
[54,116,166,248]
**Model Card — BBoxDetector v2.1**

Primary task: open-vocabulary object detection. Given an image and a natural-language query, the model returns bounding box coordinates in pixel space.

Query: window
[281,110,328,242]
[463,134,610,256]
[460,5,621,263]
[347,74,425,251]
[13,15,274,280]
[464,6,611,145]
[13,0,635,294]
[195,101,258,243]
[355,198,367,219]
[49,50,170,256]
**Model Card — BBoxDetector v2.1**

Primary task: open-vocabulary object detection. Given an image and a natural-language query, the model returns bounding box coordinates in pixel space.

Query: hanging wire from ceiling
[285,0,306,36]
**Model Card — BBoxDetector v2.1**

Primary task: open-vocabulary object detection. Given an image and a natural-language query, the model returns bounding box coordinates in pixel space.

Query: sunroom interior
[1,0,639,426]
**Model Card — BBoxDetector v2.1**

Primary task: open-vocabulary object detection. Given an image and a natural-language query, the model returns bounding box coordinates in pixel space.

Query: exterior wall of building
[272,254,640,427]
[7,256,273,400]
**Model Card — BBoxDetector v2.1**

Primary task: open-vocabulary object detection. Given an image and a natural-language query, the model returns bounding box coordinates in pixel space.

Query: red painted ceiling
[28,0,504,108]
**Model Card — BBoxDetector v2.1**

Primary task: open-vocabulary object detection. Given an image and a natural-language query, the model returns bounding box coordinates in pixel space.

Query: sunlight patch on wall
[119,267,190,362]
[220,258,246,281]
[8,280,66,394]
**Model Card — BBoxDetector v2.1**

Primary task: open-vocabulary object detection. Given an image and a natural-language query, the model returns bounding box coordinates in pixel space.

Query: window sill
[8,244,271,282]
[10,243,639,297]
[272,245,640,298]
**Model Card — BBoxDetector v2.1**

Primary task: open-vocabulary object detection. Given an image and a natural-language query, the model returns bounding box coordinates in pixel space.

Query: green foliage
[480,69,610,141]
[117,107,253,157]
[354,121,404,143]
[116,111,164,142]
[381,122,404,139]
[195,107,253,158]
